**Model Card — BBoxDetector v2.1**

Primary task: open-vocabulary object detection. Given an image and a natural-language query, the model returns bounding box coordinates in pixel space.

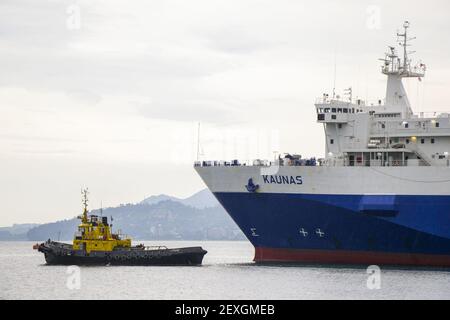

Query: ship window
[404,123,409,128]
[343,108,348,113]
[431,138,435,144]
[421,138,425,144]
[381,124,385,129]
[332,115,337,120]
[436,122,440,128]
[406,139,410,144]
[332,108,337,113]
[338,124,342,129]
[330,139,334,144]
[318,114,325,121]
[338,108,342,113]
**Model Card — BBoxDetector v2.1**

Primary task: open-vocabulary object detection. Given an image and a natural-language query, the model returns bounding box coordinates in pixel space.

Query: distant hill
[0,224,40,241]
[181,189,220,209]
[141,189,219,209]
[25,190,244,242]
[140,194,178,206]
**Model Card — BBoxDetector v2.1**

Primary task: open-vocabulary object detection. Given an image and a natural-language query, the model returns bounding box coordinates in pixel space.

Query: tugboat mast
[81,188,89,224]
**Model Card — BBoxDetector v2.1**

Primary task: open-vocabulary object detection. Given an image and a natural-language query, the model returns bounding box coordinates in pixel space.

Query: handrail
[194,157,434,168]
[407,143,433,166]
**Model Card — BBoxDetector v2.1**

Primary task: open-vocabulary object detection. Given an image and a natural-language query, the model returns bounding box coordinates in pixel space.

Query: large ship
[195,22,450,267]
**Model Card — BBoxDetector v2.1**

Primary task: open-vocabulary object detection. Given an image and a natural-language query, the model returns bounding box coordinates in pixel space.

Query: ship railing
[414,111,450,119]
[195,158,436,168]
[322,159,429,167]
[315,97,385,108]
[194,158,320,168]
[113,231,131,241]
[371,125,450,135]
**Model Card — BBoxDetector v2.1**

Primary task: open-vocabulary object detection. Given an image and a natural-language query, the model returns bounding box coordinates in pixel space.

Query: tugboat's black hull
[38,241,207,266]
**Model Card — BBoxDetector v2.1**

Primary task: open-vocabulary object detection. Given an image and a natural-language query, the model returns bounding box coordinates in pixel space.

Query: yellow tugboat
[34,189,207,265]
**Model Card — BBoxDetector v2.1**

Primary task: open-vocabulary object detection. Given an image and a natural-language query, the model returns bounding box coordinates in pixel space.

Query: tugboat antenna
[81,188,89,224]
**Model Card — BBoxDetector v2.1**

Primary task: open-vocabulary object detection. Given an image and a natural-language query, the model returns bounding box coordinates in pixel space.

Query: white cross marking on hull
[316,229,325,237]
[299,228,308,237]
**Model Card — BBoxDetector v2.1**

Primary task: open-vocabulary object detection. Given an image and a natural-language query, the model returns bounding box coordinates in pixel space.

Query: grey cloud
[134,99,240,124]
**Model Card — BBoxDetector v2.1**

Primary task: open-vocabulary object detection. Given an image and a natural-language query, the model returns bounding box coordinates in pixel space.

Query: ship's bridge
[315,95,380,124]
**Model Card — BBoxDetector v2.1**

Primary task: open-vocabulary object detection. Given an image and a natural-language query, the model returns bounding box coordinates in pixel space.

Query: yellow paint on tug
[72,189,131,254]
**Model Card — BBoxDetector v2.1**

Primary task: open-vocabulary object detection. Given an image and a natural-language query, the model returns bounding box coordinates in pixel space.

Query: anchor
[245,178,259,193]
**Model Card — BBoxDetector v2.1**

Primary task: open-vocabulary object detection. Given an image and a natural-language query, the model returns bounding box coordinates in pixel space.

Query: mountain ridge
[5,189,243,242]
[141,189,219,209]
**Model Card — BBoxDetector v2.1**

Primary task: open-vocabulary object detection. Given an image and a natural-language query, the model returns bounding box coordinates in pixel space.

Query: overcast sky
[1,0,450,226]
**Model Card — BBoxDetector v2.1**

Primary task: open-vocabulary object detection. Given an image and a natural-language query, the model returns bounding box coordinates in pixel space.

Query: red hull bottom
[254,247,450,267]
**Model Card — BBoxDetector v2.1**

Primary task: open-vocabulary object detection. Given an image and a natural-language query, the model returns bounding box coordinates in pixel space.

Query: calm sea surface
[1,241,449,300]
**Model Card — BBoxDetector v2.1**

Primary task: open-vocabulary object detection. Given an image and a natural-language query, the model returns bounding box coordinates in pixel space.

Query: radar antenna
[397,21,415,73]
[380,21,425,78]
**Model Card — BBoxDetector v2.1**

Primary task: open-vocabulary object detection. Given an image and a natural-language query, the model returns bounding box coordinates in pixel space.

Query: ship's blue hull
[214,192,450,266]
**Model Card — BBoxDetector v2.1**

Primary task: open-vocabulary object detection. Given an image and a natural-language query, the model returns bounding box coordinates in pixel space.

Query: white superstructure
[317,21,450,168]
[195,21,450,199]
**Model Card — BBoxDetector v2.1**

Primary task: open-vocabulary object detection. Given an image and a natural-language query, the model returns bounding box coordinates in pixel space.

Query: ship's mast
[397,21,412,73]
[380,21,426,117]
[81,188,89,224]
